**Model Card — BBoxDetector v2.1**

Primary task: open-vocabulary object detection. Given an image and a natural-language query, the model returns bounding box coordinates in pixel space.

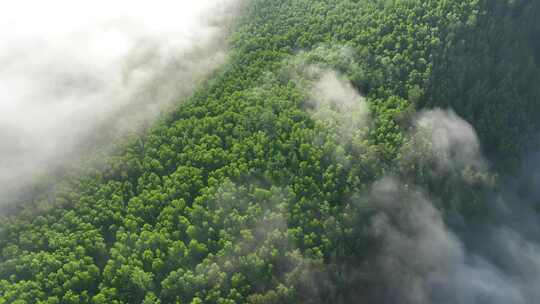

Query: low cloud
[364,110,540,304]
[290,46,370,131]
[309,69,370,137]
[411,109,487,172]
[368,178,526,304]
[0,0,242,203]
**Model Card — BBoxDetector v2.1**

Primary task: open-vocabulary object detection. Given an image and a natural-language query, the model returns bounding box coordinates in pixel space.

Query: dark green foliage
[426,0,540,167]
[1,0,538,303]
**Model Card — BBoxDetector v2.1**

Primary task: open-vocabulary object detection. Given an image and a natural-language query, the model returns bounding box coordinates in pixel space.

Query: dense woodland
[1,0,540,303]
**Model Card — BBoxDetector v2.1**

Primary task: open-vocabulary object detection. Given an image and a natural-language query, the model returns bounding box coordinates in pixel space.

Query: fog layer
[0,0,240,202]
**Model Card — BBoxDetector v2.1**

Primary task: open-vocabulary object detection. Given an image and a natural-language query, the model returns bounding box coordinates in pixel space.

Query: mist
[0,0,241,203]
[287,52,540,302]
[364,109,540,304]
[296,58,540,301]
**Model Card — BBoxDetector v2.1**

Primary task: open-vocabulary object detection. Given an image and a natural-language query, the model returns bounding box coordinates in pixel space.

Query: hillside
[1,0,540,303]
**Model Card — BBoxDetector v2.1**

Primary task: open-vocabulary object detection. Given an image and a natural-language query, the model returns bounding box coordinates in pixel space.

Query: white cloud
[0,0,240,202]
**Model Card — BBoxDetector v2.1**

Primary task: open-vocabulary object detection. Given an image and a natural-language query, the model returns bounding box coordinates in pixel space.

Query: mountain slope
[1,0,539,303]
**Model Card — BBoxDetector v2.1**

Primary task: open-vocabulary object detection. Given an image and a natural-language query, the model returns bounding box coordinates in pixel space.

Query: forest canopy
[1,0,540,303]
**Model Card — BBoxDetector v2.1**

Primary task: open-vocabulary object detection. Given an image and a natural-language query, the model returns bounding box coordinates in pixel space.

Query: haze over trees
[1,0,540,303]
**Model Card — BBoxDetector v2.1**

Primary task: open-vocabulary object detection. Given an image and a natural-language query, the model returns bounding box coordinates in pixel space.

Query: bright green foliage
[1,0,538,303]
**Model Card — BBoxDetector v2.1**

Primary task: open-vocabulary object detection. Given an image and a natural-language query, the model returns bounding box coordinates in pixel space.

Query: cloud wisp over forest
[365,110,540,304]
[298,59,540,303]
[0,0,240,202]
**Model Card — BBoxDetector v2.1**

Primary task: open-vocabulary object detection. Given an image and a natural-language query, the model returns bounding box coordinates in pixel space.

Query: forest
[1,0,540,303]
